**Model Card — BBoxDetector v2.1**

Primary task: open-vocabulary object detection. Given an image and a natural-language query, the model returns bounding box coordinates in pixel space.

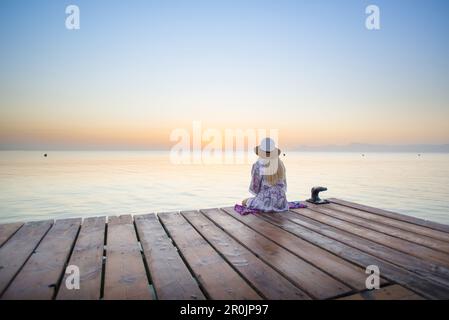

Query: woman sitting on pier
[242,138,289,212]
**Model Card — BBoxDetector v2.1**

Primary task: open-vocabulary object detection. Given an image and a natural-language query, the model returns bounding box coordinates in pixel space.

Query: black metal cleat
[306,186,330,204]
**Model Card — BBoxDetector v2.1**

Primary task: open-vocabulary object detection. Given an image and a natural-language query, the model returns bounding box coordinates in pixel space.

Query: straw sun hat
[254,137,281,158]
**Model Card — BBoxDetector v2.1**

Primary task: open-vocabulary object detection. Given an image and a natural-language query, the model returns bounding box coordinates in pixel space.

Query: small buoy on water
[44,153,47,157]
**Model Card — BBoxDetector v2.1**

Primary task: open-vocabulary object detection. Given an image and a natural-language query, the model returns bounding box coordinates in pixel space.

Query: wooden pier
[1,198,449,300]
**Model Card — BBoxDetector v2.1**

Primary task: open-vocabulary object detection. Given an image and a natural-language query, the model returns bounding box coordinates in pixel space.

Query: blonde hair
[265,159,286,186]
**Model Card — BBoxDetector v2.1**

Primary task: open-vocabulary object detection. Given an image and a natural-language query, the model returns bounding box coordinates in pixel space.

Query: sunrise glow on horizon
[1,0,449,150]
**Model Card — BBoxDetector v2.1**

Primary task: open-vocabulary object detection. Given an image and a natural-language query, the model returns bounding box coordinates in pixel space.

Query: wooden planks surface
[0,222,23,247]
[0,198,448,300]
[293,205,449,268]
[135,214,205,300]
[254,208,449,299]
[0,220,53,296]
[326,201,449,242]
[329,198,449,233]
[103,215,152,300]
[56,217,106,300]
[220,207,380,291]
[182,210,310,300]
[2,219,81,299]
[201,208,351,299]
[158,212,261,300]
[339,284,424,300]
[306,203,449,254]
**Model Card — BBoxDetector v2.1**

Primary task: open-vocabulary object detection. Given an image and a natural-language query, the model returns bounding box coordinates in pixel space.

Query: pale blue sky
[1,0,448,149]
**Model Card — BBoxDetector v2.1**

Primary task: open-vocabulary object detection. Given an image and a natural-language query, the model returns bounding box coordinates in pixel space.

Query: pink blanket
[234,201,307,215]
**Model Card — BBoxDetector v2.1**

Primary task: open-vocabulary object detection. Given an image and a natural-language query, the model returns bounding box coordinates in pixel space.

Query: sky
[0,0,448,150]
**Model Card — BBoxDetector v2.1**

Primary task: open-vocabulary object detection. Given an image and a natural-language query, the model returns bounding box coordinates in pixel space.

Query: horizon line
[1,144,449,153]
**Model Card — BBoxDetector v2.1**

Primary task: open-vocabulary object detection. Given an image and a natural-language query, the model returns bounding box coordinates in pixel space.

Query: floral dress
[246,159,289,212]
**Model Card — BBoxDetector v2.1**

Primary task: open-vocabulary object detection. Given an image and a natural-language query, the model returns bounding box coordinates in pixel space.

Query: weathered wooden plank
[182,210,311,300]
[220,207,384,290]
[254,209,449,299]
[56,217,106,300]
[2,218,81,300]
[158,212,261,300]
[325,202,449,243]
[293,207,449,268]
[0,222,23,247]
[134,214,205,300]
[339,284,424,300]
[0,220,53,296]
[287,208,449,284]
[306,203,449,254]
[201,208,351,299]
[330,198,449,234]
[103,215,152,300]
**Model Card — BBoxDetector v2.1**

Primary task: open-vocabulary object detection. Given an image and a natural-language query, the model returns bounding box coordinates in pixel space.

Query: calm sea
[0,151,448,225]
